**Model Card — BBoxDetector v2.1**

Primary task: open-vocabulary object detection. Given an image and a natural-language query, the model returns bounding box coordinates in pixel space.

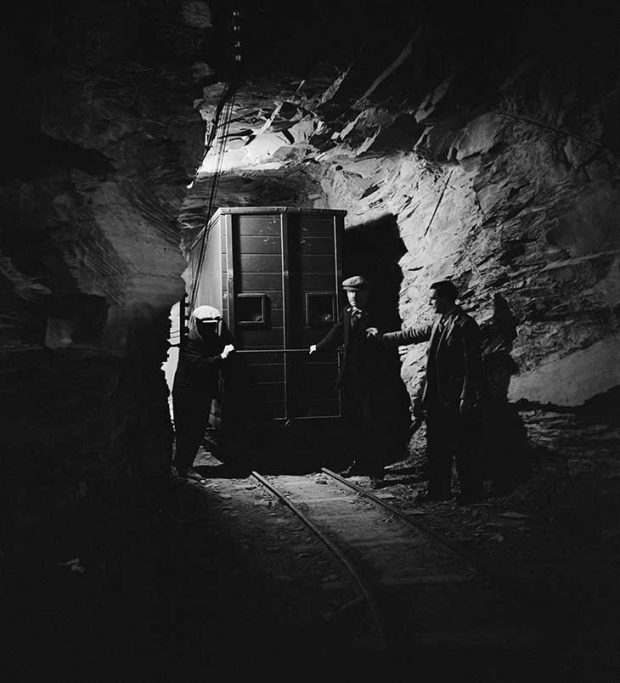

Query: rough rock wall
[170,4,619,421]
[203,3,620,420]
[0,1,210,546]
[314,100,620,409]
[188,5,619,423]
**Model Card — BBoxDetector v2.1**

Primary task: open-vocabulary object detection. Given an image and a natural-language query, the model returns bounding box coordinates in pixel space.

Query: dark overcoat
[172,337,224,395]
[316,306,390,389]
[315,305,411,465]
[382,306,483,406]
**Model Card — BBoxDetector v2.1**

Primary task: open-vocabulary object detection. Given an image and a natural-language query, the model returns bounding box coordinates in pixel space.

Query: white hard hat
[192,305,222,320]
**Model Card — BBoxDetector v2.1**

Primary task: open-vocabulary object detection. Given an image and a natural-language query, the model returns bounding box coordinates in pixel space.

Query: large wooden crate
[187,207,345,423]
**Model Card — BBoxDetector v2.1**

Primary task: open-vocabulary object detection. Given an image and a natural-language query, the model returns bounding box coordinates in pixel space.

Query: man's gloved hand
[366,327,379,338]
[221,344,235,359]
[309,344,317,355]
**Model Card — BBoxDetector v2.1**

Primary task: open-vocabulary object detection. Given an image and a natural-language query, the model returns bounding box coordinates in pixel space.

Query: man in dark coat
[310,276,411,488]
[370,280,484,502]
[172,305,235,482]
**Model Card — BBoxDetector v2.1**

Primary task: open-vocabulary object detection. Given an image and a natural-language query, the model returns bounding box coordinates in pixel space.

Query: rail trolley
[185,206,346,427]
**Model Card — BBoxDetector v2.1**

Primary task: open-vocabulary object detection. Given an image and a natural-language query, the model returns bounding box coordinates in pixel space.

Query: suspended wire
[187,8,243,317]
[188,89,238,311]
[188,96,235,308]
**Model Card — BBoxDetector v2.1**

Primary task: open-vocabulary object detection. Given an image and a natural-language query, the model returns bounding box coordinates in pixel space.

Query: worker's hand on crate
[221,344,235,359]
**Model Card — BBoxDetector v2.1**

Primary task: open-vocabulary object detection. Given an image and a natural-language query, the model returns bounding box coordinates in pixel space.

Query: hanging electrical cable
[188,7,243,314]
[188,95,236,310]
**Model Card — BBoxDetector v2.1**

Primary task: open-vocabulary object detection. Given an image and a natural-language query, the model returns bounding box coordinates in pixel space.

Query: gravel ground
[3,421,620,682]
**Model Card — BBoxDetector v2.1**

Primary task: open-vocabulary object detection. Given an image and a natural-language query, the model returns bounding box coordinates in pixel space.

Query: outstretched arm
[377,324,434,345]
[184,339,232,373]
[310,320,344,354]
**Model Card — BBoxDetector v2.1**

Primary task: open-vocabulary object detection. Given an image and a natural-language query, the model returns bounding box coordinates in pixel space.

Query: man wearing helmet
[172,305,235,482]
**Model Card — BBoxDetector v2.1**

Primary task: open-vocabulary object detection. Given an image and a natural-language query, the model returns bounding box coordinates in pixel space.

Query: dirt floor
[3,413,620,682]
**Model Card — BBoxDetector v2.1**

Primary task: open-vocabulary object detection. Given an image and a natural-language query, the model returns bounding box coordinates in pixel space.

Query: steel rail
[321,468,482,575]
[249,470,390,653]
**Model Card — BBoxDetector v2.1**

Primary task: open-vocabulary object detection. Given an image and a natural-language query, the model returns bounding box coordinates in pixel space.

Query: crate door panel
[286,214,341,419]
[232,214,284,349]
[230,213,286,419]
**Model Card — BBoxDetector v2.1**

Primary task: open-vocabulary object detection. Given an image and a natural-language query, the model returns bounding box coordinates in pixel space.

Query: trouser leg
[425,405,455,498]
[341,385,363,468]
[454,410,484,498]
[357,426,384,477]
[343,389,384,477]
[173,391,212,472]
[342,415,365,470]
[360,389,383,477]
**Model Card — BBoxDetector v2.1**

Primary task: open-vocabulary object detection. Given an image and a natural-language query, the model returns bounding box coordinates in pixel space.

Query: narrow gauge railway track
[250,470,391,654]
[168,467,559,678]
[319,468,545,608]
[249,470,495,662]
[321,467,482,574]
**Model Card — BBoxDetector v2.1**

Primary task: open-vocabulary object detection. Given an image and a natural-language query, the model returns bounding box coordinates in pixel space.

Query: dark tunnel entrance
[342,213,408,333]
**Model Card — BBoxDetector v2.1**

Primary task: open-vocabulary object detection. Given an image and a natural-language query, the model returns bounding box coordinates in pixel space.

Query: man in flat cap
[310,276,410,488]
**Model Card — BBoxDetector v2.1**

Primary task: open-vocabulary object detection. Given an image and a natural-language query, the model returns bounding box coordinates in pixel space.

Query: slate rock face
[1,1,208,512]
[170,4,619,417]
[316,110,620,409]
